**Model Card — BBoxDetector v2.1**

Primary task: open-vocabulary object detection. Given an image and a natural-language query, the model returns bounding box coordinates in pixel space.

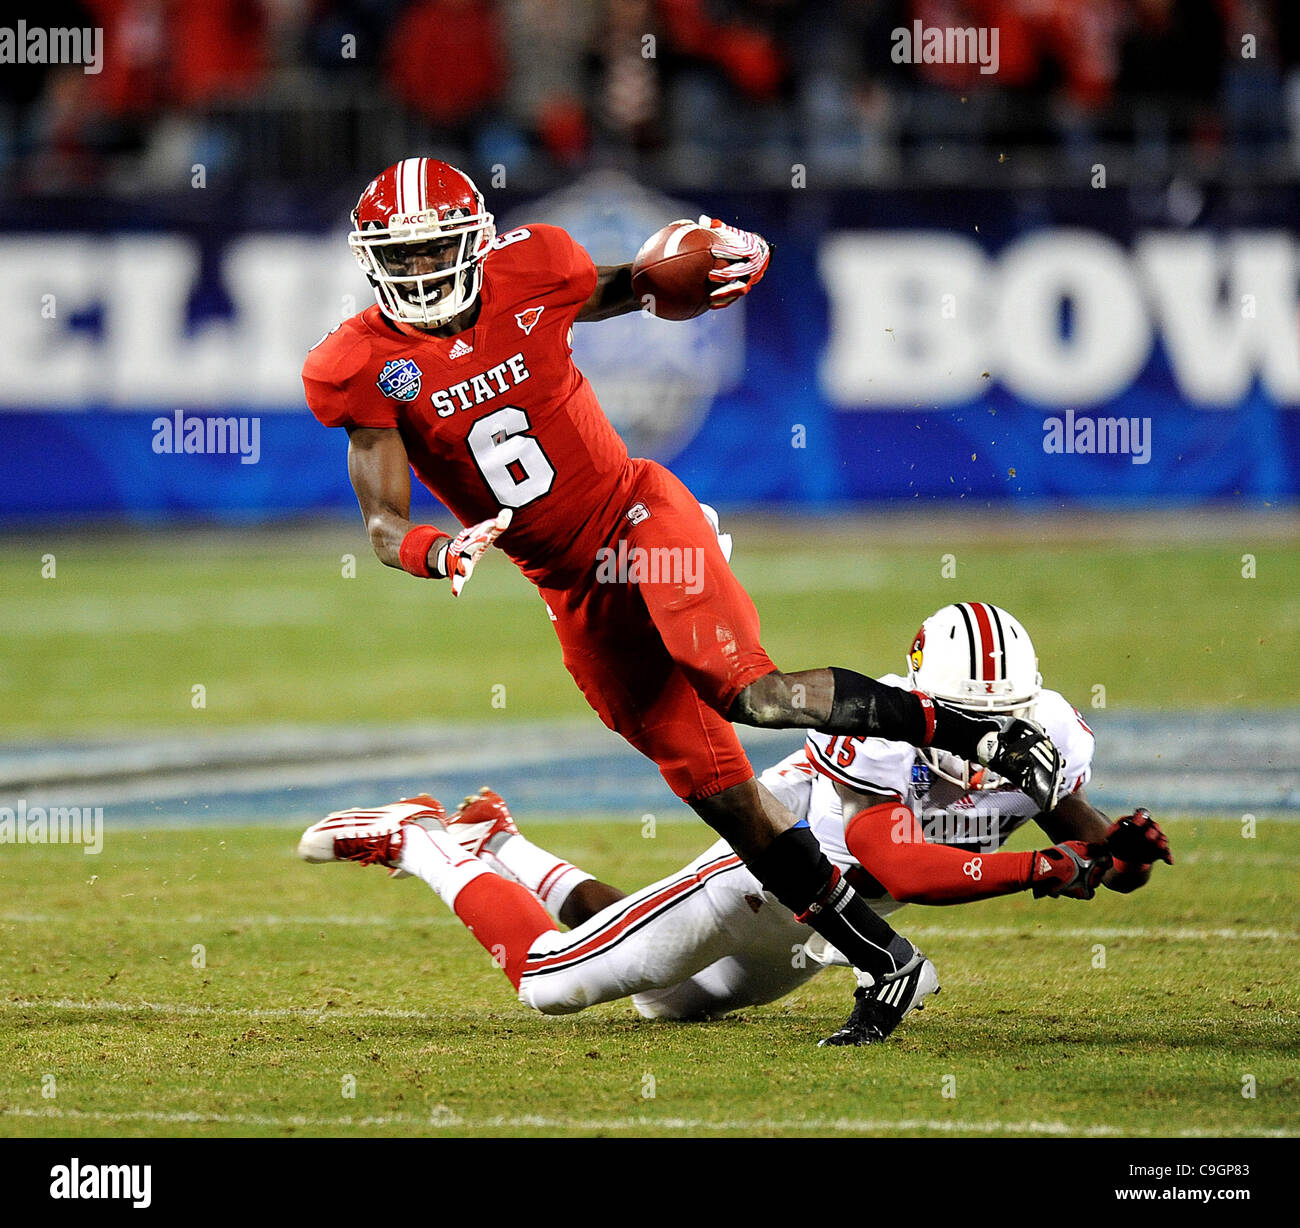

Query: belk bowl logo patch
[376,358,422,401]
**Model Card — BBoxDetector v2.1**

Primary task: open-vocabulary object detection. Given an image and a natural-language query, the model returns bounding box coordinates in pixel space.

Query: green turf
[1,524,1297,736]
[0,817,1295,1138]
[2,521,1296,1137]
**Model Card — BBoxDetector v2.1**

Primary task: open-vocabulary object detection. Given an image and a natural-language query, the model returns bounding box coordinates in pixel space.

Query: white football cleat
[298,795,446,877]
[443,787,520,858]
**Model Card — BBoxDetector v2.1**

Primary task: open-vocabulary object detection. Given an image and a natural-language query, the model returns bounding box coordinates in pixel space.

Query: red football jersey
[303,224,637,587]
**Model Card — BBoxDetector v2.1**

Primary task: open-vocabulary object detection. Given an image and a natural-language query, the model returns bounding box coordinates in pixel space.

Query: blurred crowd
[3,0,1299,194]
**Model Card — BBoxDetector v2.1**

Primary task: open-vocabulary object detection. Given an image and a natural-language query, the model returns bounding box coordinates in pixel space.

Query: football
[630,220,721,320]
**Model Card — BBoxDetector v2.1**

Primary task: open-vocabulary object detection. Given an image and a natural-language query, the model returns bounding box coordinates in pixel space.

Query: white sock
[490,833,594,922]
[398,824,491,911]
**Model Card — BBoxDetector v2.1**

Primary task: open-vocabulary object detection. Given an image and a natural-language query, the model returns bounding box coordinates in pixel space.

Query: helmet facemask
[349,206,495,329]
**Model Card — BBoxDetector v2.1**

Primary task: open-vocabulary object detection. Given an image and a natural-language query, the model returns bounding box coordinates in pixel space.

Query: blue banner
[2,179,1297,522]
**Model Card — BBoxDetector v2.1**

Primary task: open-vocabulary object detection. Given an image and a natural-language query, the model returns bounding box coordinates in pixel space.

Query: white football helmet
[907,602,1042,790]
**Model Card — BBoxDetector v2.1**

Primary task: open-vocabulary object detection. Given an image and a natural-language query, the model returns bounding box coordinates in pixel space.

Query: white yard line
[0,1105,1291,1137]
[1,916,1292,941]
[0,591,330,636]
[3,998,439,1021]
[902,924,1296,942]
[1177,851,1296,865]
[0,913,461,927]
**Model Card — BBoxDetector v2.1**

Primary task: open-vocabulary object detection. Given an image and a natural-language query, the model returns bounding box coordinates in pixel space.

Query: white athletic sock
[490,833,594,922]
[398,824,492,911]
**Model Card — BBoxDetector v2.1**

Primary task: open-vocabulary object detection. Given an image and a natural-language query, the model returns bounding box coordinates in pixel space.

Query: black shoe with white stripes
[819,954,940,1047]
[977,717,1064,813]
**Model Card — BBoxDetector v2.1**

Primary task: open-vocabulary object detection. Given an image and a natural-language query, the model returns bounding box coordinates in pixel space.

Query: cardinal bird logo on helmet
[909,626,925,674]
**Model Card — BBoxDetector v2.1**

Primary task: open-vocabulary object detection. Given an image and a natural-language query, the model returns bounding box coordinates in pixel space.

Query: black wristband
[826,667,927,743]
[930,701,997,760]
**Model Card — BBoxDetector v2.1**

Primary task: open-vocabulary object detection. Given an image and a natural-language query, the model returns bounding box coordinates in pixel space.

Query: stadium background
[1,0,1297,1141]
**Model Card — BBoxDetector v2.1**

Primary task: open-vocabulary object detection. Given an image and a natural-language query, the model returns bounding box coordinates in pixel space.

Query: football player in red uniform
[302,158,1065,1043]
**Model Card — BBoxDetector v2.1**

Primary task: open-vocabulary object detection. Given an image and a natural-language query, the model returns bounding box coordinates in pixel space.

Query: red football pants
[540,461,776,803]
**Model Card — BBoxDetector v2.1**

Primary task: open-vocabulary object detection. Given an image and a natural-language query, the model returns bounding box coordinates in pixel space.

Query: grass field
[0,816,1295,1138]
[1,515,1298,736]
[1,516,1297,1138]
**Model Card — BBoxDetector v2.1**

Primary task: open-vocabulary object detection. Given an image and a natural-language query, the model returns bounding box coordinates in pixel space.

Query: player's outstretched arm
[730,668,1063,812]
[347,425,420,569]
[835,780,1108,903]
[1034,787,1109,843]
[575,264,638,322]
[1038,791,1169,893]
[346,425,509,595]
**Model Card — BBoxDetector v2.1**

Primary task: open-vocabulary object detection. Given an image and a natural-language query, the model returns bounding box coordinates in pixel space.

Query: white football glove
[698,215,771,308]
[436,509,512,597]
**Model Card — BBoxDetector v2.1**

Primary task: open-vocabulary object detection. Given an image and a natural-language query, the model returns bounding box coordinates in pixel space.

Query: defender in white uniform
[518,605,1109,1022]
[300,604,1172,1043]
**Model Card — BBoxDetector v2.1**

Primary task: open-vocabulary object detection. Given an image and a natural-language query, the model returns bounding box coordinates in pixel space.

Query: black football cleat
[819,953,940,1047]
[977,717,1064,813]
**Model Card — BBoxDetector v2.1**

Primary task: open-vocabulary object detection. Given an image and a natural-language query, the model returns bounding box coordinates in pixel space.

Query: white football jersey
[759,674,1095,878]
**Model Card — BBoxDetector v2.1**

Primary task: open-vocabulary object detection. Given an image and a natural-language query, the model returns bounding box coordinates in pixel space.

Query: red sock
[452,874,556,988]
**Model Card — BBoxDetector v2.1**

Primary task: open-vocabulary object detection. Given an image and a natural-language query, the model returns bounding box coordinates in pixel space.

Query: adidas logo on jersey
[448,337,473,359]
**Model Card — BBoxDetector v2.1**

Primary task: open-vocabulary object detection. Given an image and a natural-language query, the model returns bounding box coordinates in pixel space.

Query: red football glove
[435,509,512,597]
[1104,809,1173,868]
[698,215,771,308]
[1030,841,1112,900]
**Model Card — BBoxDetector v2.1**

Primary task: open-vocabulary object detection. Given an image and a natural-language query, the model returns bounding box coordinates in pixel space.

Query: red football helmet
[349,158,495,328]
